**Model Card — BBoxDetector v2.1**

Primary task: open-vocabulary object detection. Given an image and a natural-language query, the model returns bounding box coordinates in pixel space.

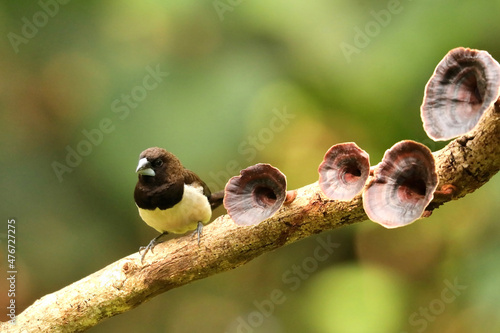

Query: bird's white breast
[137,184,212,234]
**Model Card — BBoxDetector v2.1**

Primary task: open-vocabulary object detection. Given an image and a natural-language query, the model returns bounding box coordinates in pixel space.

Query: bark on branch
[2,103,499,333]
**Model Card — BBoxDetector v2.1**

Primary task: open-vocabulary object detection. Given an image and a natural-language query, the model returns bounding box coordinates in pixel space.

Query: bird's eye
[153,159,163,167]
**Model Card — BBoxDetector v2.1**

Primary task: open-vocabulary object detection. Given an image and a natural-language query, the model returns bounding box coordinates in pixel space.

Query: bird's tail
[209,190,224,210]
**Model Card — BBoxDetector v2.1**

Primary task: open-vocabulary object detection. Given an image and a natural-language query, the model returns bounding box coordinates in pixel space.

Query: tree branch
[2,103,499,333]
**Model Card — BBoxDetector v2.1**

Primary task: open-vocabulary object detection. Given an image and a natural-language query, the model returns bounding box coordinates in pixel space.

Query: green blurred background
[1,0,499,332]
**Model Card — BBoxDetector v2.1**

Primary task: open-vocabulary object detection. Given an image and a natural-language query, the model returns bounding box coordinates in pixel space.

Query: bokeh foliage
[1,1,499,332]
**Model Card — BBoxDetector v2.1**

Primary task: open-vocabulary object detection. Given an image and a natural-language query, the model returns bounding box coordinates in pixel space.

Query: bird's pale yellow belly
[137,184,212,234]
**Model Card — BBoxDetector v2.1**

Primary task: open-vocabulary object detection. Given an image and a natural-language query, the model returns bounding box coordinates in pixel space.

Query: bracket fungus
[362,140,438,228]
[421,47,500,141]
[318,142,370,201]
[223,163,288,226]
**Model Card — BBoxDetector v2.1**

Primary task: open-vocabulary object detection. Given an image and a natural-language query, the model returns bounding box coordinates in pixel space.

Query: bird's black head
[135,147,184,185]
[134,147,186,210]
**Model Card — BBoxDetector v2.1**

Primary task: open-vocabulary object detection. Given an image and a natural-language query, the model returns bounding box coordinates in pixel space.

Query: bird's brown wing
[183,169,224,210]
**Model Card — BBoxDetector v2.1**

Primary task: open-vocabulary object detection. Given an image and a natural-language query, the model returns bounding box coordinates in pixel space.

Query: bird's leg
[192,221,203,246]
[139,231,168,263]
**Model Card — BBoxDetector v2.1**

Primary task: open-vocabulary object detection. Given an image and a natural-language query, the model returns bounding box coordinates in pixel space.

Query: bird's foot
[139,232,168,263]
[192,222,203,246]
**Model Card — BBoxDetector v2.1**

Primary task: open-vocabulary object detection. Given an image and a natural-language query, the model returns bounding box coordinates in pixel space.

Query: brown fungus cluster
[223,47,498,229]
[223,163,288,226]
[362,141,438,228]
[318,143,370,201]
[421,47,500,141]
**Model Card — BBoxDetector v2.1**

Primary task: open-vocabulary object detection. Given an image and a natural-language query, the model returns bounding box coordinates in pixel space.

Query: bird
[134,147,224,263]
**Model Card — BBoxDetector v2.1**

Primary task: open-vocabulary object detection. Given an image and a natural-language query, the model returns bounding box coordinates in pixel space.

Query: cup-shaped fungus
[318,142,370,201]
[421,47,500,141]
[362,140,438,228]
[224,163,287,226]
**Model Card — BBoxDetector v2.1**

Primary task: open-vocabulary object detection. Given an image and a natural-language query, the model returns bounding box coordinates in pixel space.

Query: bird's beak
[136,158,155,176]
